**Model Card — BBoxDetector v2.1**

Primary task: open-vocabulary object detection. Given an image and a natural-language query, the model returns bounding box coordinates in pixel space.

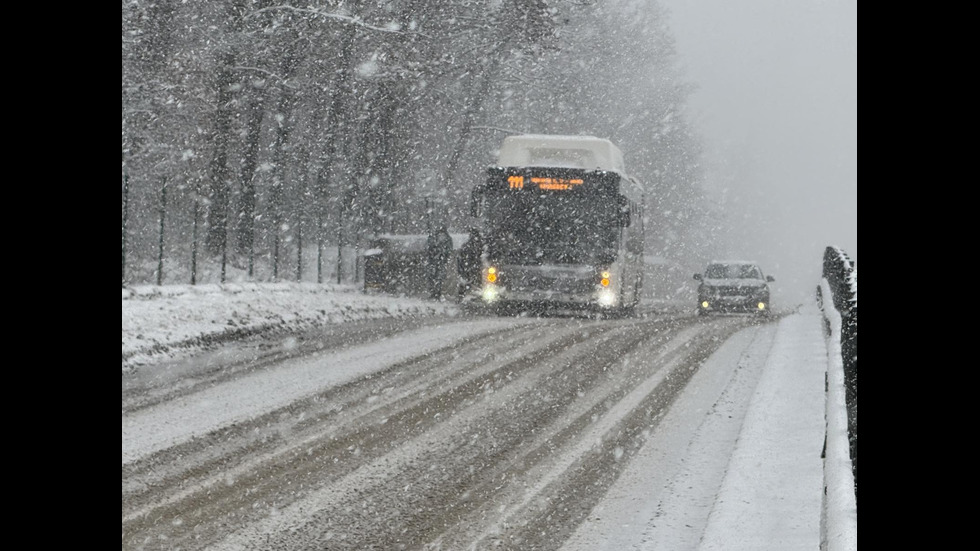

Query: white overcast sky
[661,0,857,306]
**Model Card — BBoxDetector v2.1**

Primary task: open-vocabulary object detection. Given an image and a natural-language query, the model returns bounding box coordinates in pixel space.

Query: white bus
[468,134,645,316]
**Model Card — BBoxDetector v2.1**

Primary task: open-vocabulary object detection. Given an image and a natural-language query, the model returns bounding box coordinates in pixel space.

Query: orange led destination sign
[506,175,585,190]
[532,177,584,190]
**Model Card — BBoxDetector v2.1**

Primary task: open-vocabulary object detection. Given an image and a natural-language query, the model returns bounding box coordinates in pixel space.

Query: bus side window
[618,195,631,227]
[469,190,482,217]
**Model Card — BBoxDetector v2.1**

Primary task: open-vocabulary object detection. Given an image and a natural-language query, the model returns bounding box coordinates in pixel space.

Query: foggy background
[660,0,857,306]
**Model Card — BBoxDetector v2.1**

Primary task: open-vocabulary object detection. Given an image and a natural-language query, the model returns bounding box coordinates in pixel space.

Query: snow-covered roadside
[698,310,827,550]
[122,282,458,371]
[122,316,523,465]
[560,305,829,550]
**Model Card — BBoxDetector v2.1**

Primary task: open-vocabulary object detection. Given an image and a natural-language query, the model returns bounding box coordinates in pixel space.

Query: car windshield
[705,264,761,279]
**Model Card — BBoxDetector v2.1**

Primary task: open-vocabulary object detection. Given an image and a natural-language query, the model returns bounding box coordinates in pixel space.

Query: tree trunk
[156,177,167,286]
[444,56,501,188]
[206,51,235,259]
[121,159,130,287]
[269,46,300,280]
[236,88,266,275]
[191,193,200,285]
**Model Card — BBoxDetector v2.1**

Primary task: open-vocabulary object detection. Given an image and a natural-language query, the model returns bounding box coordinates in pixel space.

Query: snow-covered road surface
[123,294,831,550]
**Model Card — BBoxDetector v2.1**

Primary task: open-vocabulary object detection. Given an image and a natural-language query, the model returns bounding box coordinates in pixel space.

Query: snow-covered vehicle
[694,260,775,316]
[363,233,467,297]
[468,134,645,316]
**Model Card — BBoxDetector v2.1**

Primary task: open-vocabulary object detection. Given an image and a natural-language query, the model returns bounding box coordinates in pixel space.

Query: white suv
[694,261,774,316]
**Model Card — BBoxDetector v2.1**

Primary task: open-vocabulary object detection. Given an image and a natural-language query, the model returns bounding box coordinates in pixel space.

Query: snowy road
[122,308,820,550]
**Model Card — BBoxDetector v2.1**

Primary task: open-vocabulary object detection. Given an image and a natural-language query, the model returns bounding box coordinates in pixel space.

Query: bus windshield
[484,193,620,265]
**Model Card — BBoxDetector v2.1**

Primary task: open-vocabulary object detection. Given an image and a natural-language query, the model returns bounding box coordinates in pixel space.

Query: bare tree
[122,0,706,285]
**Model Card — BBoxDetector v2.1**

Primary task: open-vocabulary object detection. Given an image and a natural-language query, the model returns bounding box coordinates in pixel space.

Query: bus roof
[496,134,626,174]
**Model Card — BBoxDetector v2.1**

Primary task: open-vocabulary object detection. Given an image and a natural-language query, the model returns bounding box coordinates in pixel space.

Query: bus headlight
[482,284,499,303]
[596,288,617,308]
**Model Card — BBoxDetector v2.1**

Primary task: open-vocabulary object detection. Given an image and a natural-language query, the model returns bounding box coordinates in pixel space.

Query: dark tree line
[122,0,710,285]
